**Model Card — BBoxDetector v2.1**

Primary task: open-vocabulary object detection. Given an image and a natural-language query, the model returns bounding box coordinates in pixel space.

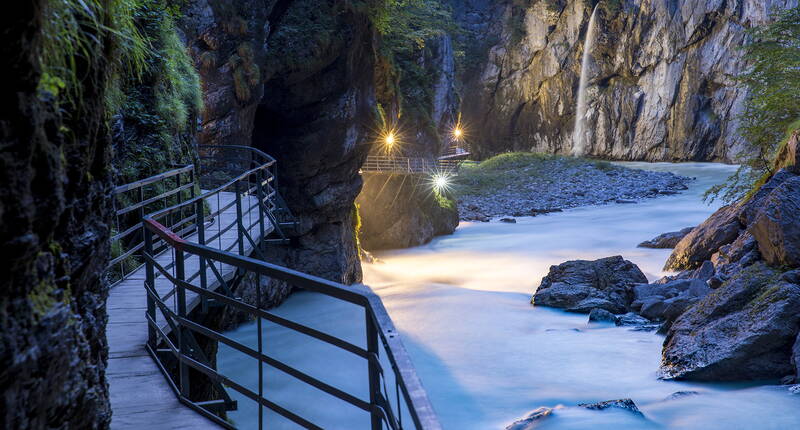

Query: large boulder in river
[532,256,647,314]
[661,263,800,381]
[664,205,743,271]
[638,227,694,249]
[631,278,711,326]
[748,175,800,268]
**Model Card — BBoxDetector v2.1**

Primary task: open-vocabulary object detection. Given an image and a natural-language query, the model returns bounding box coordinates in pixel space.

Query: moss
[113,0,202,185]
[352,203,363,253]
[433,187,457,211]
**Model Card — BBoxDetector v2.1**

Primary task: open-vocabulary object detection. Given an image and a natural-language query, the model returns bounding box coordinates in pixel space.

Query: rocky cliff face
[1,2,113,428]
[460,0,798,161]
[179,0,270,149]
[252,0,379,284]
[356,173,459,250]
[180,0,380,285]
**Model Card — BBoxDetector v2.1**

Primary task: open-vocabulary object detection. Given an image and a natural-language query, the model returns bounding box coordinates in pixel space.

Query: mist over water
[219,163,800,429]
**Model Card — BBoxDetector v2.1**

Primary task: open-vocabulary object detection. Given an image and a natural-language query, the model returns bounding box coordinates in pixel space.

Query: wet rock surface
[638,227,695,249]
[458,157,691,220]
[656,169,800,381]
[505,407,558,430]
[533,256,648,314]
[661,263,800,381]
[506,398,646,429]
[578,398,644,417]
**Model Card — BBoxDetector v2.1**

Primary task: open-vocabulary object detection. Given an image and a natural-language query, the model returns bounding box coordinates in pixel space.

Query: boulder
[664,205,742,270]
[532,256,647,314]
[631,279,710,322]
[748,175,800,268]
[710,232,757,269]
[638,227,694,249]
[577,399,644,417]
[615,312,653,327]
[739,169,796,226]
[505,407,557,430]
[661,263,800,381]
[588,308,617,324]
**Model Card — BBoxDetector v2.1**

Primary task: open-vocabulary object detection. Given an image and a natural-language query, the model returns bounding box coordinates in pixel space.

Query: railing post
[235,181,245,256]
[175,248,191,399]
[196,199,208,312]
[144,225,156,348]
[366,310,383,430]
[256,169,267,257]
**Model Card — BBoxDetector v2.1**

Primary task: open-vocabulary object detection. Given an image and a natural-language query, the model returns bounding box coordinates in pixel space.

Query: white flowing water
[571,5,599,157]
[219,162,800,429]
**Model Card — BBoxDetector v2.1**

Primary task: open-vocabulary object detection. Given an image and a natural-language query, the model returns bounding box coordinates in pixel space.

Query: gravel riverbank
[455,153,693,221]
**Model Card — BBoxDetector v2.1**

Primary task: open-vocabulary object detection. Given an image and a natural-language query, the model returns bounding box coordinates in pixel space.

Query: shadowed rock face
[533,256,648,313]
[181,0,380,285]
[179,0,270,149]
[459,0,797,161]
[661,263,800,381]
[251,0,379,284]
[749,176,800,267]
[356,173,458,251]
[1,2,112,428]
[665,204,743,270]
[638,227,695,249]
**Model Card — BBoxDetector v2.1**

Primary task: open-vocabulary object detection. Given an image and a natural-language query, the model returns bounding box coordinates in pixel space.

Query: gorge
[2,0,800,429]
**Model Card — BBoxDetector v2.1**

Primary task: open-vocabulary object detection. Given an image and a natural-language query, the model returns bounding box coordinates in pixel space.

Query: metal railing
[362,155,466,175]
[140,146,440,429]
[107,164,196,286]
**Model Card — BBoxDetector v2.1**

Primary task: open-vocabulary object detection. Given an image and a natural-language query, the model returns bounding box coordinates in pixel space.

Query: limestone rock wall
[0,2,113,428]
[460,0,798,161]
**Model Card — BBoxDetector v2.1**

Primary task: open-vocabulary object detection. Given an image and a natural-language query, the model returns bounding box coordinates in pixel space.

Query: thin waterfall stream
[572,5,599,157]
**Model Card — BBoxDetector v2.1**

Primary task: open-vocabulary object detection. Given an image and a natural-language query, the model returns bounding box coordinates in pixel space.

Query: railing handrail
[113,164,194,194]
[107,164,196,286]
[147,153,274,223]
[139,146,440,429]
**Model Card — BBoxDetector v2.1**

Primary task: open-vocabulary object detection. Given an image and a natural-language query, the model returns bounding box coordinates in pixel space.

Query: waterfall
[572,5,599,157]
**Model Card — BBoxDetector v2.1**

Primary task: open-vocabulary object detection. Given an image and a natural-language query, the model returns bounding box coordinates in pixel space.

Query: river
[219,162,800,429]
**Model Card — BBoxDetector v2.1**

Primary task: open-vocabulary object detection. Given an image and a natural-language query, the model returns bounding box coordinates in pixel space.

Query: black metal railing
[107,164,196,286]
[139,146,440,429]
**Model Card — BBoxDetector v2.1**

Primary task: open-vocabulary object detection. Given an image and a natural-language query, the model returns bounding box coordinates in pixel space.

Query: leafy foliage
[707,6,800,203]
[40,0,149,111]
[113,0,202,184]
[375,0,458,128]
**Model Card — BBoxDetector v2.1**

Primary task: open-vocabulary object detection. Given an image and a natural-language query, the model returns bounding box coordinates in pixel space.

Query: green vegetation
[40,0,149,113]
[707,6,800,203]
[374,0,458,133]
[113,0,202,184]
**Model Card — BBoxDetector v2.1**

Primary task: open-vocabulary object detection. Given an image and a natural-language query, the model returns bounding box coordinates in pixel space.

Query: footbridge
[105,145,440,429]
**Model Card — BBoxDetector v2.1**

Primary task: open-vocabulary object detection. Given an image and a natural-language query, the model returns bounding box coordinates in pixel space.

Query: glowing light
[453,127,463,139]
[385,132,396,146]
[431,173,451,193]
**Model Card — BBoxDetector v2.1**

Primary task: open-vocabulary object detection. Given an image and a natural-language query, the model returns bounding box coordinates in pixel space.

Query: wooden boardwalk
[107,191,268,429]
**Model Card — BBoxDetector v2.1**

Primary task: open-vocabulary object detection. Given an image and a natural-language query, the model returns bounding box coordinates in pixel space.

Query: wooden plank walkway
[107,191,269,429]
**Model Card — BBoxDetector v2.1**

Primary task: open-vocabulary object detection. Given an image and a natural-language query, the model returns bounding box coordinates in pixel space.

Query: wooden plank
[107,190,271,429]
